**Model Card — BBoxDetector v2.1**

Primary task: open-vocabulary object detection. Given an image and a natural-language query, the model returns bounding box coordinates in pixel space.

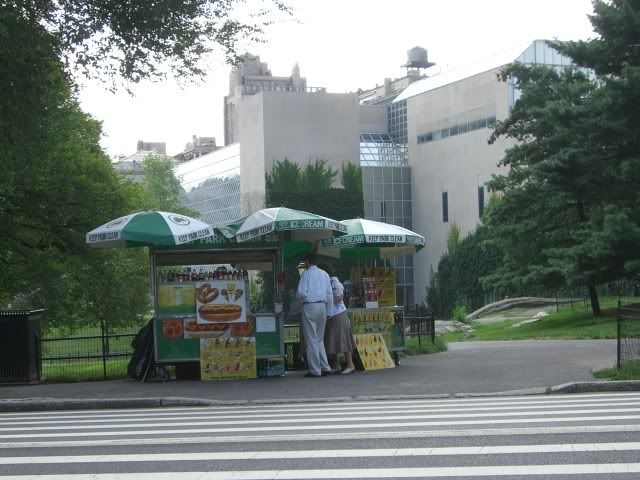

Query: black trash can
[0,310,43,383]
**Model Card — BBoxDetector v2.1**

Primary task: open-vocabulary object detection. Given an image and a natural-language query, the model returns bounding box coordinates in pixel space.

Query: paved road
[1,392,640,479]
[0,340,617,402]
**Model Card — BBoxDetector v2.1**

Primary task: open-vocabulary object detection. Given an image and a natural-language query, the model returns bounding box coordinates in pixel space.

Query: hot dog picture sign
[196,280,247,324]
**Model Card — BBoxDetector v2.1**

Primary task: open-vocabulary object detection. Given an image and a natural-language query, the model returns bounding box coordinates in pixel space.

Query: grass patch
[405,335,448,356]
[41,358,130,383]
[39,323,143,383]
[443,296,638,342]
[594,360,640,381]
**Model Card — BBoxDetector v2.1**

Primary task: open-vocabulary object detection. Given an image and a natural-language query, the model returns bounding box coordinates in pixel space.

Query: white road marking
[2,407,640,432]
[3,400,639,426]
[1,442,639,464]
[2,392,639,418]
[2,463,640,479]
[2,424,639,448]
[0,415,639,439]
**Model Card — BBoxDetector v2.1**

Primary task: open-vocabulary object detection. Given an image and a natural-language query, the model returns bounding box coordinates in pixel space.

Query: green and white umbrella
[221,207,347,243]
[318,218,425,260]
[86,211,216,248]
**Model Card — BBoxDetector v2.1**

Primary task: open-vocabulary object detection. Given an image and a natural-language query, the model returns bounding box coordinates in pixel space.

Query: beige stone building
[176,40,574,305]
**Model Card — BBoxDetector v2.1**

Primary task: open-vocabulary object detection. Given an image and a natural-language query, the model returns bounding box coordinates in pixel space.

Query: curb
[549,380,640,394]
[1,381,639,412]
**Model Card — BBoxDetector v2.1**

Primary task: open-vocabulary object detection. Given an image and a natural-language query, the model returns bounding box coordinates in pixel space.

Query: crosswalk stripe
[1,415,639,439]
[2,407,640,432]
[2,392,639,418]
[1,442,639,464]
[3,400,639,426]
[3,464,640,479]
[2,424,640,449]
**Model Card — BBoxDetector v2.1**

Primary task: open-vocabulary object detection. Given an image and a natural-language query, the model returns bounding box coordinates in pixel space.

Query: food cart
[144,207,348,380]
[149,233,288,379]
[86,210,424,379]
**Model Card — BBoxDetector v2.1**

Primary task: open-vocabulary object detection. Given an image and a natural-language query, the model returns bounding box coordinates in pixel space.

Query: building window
[478,186,485,218]
[442,192,448,223]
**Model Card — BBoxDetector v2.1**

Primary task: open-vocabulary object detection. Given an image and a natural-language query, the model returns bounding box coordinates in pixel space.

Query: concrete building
[224,55,326,145]
[173,135,219,164]
[396,40,574,298]
[177,40,574,306]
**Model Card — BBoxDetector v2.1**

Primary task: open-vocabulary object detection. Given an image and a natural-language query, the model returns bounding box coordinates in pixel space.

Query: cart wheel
[157,365,170,382]
[393,353,400,366]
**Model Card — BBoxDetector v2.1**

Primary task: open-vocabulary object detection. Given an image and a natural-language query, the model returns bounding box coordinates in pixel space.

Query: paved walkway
[0,340,617,402]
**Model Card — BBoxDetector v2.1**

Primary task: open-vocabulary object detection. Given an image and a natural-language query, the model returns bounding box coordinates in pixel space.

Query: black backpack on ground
[127,319,155,381]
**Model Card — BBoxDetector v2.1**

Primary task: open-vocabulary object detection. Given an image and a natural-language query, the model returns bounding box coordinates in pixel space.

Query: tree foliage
[485,1,640,316]
[266,158,344,192]
[139,153,199,217]
[0,10,194,332]
[446,223,461,253]
[0,9,150,330]
[427,226,503,319]
[340,162,363,196]
[265,159,302,192]
[300,159,338,191]
[6,0,291,87]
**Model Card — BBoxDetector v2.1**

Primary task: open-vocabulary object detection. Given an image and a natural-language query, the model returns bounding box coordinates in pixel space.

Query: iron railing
[617,301,640,369]
[38,323,138,381]
[404,303,436,345]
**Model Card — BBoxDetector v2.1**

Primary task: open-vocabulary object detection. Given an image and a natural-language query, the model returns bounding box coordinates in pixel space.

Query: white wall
[407,67,515,301]
[237,91,364,204]
[237,95,266,215]
[261,92,361,178]
[359,105,388,134]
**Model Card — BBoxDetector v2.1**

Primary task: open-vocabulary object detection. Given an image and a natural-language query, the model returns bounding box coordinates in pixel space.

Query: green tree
[427,225,503,319]
[446,223,461,253]
[140,153,198,216]
[6,0,291,87]
[340,162,363,196]
[485,63,609,315]
[301,159,338,191]
[485,2,640,316]
[0,9,150,330]
[265,159,302,192]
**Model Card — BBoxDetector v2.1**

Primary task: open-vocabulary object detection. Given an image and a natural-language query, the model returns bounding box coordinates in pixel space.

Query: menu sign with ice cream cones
[196,280,247,324]
[354,333,395,371]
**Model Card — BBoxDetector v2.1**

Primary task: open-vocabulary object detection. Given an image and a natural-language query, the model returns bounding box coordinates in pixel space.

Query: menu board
[200,337,257,380]
[157,284,196,315]
[354,333,394,371]
[196,280,247,324]
[375,268,397,307]
[350,310,394,350]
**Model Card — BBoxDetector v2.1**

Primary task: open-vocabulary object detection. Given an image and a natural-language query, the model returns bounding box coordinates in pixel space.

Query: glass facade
[508,40,586,111]
[360,133,408,166]
[387,99,408,145]
[417,115,497,144]
[175,143,241,226]
[361,157,414,305]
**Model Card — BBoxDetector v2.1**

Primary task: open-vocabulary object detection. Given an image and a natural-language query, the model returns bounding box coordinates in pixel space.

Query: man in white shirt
[296,252,333,377]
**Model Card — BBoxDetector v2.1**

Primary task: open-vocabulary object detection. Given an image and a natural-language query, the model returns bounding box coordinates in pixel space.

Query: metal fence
[404,304,436,345]
[617,301,640,369]
[38,323,137,382]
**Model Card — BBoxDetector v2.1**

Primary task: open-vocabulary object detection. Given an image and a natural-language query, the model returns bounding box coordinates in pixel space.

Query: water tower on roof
[402,46,435,74]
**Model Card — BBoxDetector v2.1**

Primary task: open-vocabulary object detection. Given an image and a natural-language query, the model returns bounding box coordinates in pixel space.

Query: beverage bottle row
[159,268,249,283]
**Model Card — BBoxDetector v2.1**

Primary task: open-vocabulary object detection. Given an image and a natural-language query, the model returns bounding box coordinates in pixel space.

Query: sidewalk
[0,340,621,406]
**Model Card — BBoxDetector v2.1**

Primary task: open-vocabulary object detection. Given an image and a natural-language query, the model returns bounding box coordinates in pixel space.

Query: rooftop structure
[224,55,326,145]
[173,135,219,164]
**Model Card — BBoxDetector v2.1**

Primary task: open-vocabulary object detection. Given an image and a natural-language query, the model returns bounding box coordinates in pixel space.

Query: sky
[78,0,597,159]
